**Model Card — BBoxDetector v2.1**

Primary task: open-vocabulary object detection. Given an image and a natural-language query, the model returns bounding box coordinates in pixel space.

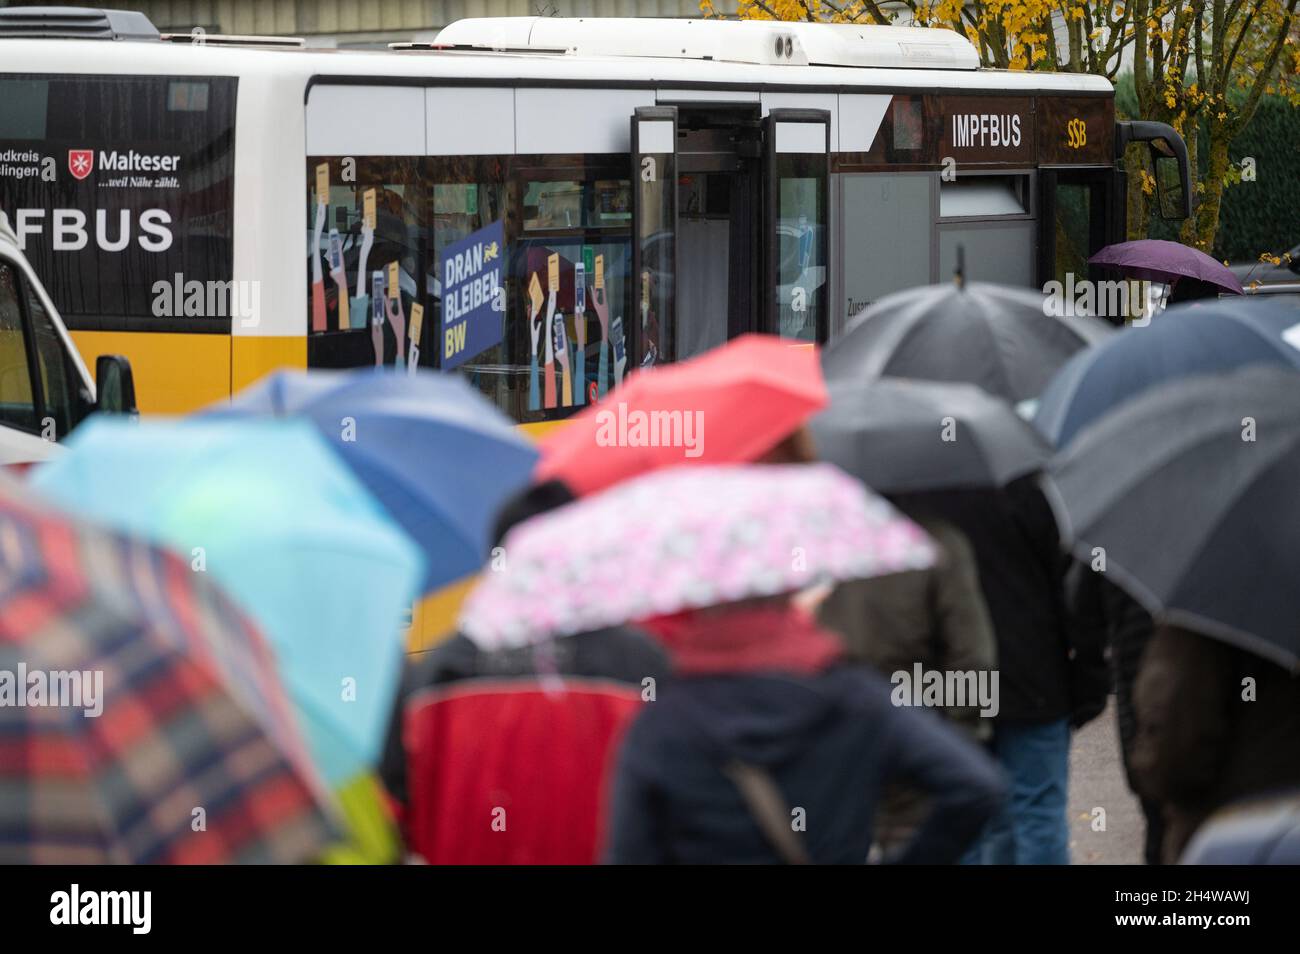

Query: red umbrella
[536,334,827,495]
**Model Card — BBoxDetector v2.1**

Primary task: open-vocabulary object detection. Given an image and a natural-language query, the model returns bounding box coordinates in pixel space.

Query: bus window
[0,264,37,433]
[305,153,630,424]
[764,111,830,343]
[1040,171,1111,293]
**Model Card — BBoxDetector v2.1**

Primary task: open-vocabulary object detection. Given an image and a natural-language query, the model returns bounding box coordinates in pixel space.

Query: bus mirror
[95,354,138,416]
[1150,143,1189,220]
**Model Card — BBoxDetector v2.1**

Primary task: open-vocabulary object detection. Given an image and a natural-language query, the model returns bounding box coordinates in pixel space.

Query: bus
[0,7,1191,435]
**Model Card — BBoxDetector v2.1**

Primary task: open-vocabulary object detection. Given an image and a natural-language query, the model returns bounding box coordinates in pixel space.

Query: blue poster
[440,219,505,371]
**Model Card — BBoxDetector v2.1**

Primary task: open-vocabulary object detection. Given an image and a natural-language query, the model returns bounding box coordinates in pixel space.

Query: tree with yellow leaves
[714,0,1300,252]
[708,0,1136,75]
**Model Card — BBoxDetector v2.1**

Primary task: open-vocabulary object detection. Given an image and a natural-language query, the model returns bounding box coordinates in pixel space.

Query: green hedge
[1114,74,1300,261]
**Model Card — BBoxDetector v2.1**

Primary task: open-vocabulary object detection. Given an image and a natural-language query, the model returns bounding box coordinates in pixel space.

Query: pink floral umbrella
[459,463,936,650]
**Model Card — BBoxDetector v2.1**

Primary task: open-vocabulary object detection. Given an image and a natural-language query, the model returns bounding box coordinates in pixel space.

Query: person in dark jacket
[606,597,1006,864]
[1130,624,1300,863]
[888,476,1108,864]
[817,514,998,856]
[1069,567,1161,862]
[818,515,997,736]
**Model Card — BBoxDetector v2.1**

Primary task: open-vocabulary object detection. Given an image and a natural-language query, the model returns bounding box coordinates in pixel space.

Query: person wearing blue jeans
[894,479,1109,867]
[967,719,1071,864]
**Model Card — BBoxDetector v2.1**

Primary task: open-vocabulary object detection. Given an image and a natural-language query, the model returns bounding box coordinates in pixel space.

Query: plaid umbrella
[0,477,336,863]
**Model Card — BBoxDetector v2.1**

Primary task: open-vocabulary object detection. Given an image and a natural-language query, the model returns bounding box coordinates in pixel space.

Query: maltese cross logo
[68,150,94,181]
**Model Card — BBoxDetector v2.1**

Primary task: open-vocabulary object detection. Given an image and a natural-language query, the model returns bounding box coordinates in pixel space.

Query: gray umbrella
[1044,365,1300,671]
[824,281,1113,402]
[812,378,1052,494]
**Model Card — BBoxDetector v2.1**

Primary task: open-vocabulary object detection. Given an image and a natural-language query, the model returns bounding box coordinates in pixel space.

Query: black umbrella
[812,378,1051,494]
[1045,365,1300,671]
[823,281,1113,402]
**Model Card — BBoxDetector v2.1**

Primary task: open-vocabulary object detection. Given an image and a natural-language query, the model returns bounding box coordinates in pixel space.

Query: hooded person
[605,594,1006,865]
[378,479,670,864]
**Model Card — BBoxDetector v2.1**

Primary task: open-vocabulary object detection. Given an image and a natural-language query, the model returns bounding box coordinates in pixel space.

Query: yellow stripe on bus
[71,330,232,414]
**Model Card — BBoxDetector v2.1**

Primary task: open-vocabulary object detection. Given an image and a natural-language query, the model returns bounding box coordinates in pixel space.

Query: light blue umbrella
[31,417,425,791]
[206,368,539,593]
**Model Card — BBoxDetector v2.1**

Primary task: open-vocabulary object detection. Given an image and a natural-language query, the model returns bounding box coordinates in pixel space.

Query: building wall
[65,0,744,47]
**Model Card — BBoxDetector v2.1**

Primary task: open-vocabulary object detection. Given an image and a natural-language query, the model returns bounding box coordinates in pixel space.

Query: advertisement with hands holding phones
[386,260,406,369]
[527,272,544,411]
[353,189,377,333]
[327,228,350,332]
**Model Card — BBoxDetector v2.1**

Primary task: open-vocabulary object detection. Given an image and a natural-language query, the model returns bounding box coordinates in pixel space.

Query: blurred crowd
[4,260,1299,866]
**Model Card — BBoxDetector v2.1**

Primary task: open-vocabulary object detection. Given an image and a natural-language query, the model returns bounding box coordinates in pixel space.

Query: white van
[0,210,136,463]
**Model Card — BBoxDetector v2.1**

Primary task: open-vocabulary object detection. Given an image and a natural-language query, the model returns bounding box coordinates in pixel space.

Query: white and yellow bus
[0,7,1190,426]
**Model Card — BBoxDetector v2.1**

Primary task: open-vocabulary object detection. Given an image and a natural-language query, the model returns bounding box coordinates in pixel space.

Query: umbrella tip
[954,245,966,290]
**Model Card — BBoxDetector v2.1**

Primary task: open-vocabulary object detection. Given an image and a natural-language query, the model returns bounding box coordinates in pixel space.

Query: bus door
[762,109,830,344]
[1038,168,1118,289]
[630,106,678,368]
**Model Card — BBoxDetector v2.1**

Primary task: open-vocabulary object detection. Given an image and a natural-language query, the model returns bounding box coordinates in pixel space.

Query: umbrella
[534,334,827,496]
[458,463,935,649]
[0,475,335,863]
[206,368,538,593]
[1034,297,1300,448]
[811,378,1052,494]
[1044,365,1300,671]
[1089,239,1245,296]
[30,417,425,793]
[822,281,1113,403]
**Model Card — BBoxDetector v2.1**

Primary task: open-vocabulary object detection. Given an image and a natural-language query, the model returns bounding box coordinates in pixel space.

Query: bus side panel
[71,329,230,414]
[231,335,306,398]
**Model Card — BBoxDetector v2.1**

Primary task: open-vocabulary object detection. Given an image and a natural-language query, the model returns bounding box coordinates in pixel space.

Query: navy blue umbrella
[207,368,539,593]
[1045,365,1300,671]
[1034,297,1300,448]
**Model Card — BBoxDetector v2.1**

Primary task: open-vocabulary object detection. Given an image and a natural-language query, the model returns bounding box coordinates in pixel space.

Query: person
[605,595,1006,864]
[379,479,671,863]
[817,513,997,854]
[1130,624,1300,863]
[818,515,996,735]
[891,477,1108,864]
[1069,567,1162,863]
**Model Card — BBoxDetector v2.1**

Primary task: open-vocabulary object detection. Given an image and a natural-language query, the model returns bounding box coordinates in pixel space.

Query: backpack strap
[722,760,812,865]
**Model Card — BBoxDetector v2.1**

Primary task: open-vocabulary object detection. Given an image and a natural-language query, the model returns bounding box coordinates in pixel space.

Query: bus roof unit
[434,17,981,71]
[0,6,160,41]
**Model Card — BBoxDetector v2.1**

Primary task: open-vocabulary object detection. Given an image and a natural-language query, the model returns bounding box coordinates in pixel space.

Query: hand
[555,317,571,377]
[355,224,374,299]
[529,286,543,357]
[387,296,406,368]
[592,286,609,341]
[543,290,557,364]
[312,202,327,282]
[554,314,572,407]
[371,302,385,366]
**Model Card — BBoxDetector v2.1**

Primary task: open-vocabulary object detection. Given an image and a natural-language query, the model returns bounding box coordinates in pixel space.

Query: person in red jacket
[380,480,669,863]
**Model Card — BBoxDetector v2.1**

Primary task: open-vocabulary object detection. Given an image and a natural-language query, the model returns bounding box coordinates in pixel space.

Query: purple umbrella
[1089,239,1245,297]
